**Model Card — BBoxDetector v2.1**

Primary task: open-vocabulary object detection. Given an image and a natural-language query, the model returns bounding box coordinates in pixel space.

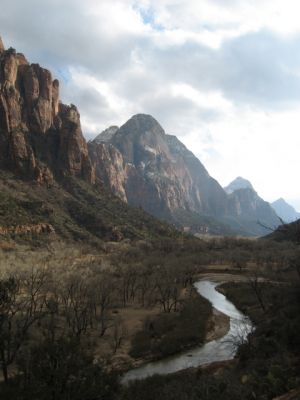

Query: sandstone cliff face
[223,177,280,234]
[271,198,300,223]
[226,187,280,235]
[165,134,228,217]
[93,125,119,144]
[90,114,228,222]
[0,38,280,236]
[88,141,127,202]
[224,177,254,194]
[0,41,93,184]
[0,37,4,53]
[91,115,281,236]
[228,187,278,220]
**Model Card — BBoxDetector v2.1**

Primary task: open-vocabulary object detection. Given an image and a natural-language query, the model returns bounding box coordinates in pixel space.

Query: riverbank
[121,280,252,383]
[108,287,214,372]
[206,308,230,342]
[112,281,231,374]
[120,278,300,400]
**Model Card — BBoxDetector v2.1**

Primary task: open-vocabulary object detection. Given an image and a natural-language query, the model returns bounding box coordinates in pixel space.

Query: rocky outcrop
[165,134,228,217]
[0,223,55,236]
[271,198,300,223]
[93,125,119,144]
[90,114,228,223]
[88,141,127,202]
[226,179,280,235]
[224,177,254,194]
[0,38,282,237]
[0,40,93,184]
[57,103,93,180]
[0,37,4,53]
[116,115,228,218]
[90,116,281,236]
[228,187,277,219]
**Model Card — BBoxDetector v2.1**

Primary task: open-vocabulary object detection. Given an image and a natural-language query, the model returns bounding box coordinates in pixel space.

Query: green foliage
[0,192,34,226]
[0,171,178,245]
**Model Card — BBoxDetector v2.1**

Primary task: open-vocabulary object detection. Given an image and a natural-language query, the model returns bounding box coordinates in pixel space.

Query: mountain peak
[271,198,300,223]
[110,113,167,164]
[224,177,254,194]
[93,126,119,143]
[0,40,93,184]
[119,114,165,137]
[273,198,286,205]
[131,113,159,122]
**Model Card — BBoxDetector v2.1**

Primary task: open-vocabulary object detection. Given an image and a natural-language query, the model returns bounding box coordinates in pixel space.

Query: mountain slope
[0,45,93,184]
[90,119,282,236]
[0,169,178,245]
[0,38,282,239]
[224,177,254,194]
[224,178,280,236]
[0,39,178,244]
[271,198,300,223]
[265,218,300,243]
[89,114,229,230]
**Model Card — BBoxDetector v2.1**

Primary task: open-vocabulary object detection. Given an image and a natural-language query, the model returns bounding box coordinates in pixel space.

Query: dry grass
[94,305,162,371]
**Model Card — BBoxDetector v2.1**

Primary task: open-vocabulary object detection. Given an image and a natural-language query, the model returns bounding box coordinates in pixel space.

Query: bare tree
[0,268,47,383]
[60,276,90,338]
[135,265,155,307]
[89,274,115,337]
[116,265,140,307]
[248,269,266,312]
[225,317,254,355]
[154,268,180,313]
[110,316,127,354]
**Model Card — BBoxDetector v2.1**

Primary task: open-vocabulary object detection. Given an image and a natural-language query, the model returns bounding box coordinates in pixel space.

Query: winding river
[122,280,253,384]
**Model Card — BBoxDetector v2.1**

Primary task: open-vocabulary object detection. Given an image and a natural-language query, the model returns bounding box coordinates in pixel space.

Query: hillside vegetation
[0,171,178,246]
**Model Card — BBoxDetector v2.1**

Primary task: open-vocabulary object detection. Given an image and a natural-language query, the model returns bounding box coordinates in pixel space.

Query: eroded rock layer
[0,42,93,184]
[90,114,228,221]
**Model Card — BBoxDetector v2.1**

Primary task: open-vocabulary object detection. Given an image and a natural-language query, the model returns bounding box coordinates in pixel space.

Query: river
[122,280,253,384]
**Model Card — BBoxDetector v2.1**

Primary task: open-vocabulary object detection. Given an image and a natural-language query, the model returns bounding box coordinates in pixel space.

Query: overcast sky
[1,0,300,210]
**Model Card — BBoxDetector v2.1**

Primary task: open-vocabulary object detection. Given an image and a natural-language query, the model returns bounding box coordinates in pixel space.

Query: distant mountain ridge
[94,126,119,144]
[224,177,254,194]
[271,198,300,223]
[0,38,177,243]
[89,118,281,236]
[223,177,280,235]
[0,37,282,238]
[90,114,228,223]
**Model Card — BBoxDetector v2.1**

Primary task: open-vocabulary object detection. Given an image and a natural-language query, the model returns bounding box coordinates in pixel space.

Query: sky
[1,0,300,210]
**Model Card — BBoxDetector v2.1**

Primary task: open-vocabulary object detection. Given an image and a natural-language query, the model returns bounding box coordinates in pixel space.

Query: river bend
[122,280,253,383]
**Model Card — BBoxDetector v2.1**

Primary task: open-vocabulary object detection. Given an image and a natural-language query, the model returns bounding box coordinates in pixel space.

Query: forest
[0,235,299,399]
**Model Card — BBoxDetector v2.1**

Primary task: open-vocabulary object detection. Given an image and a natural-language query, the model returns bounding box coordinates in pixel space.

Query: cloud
[1,0,300,205]
[3,1,300,110]
[131,30,300,109]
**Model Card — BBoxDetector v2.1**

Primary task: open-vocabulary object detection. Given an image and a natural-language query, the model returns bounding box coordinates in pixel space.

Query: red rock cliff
[0,39,93,184]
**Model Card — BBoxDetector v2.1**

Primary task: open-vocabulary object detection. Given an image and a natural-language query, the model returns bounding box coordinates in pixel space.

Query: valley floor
[0,235,299,400]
